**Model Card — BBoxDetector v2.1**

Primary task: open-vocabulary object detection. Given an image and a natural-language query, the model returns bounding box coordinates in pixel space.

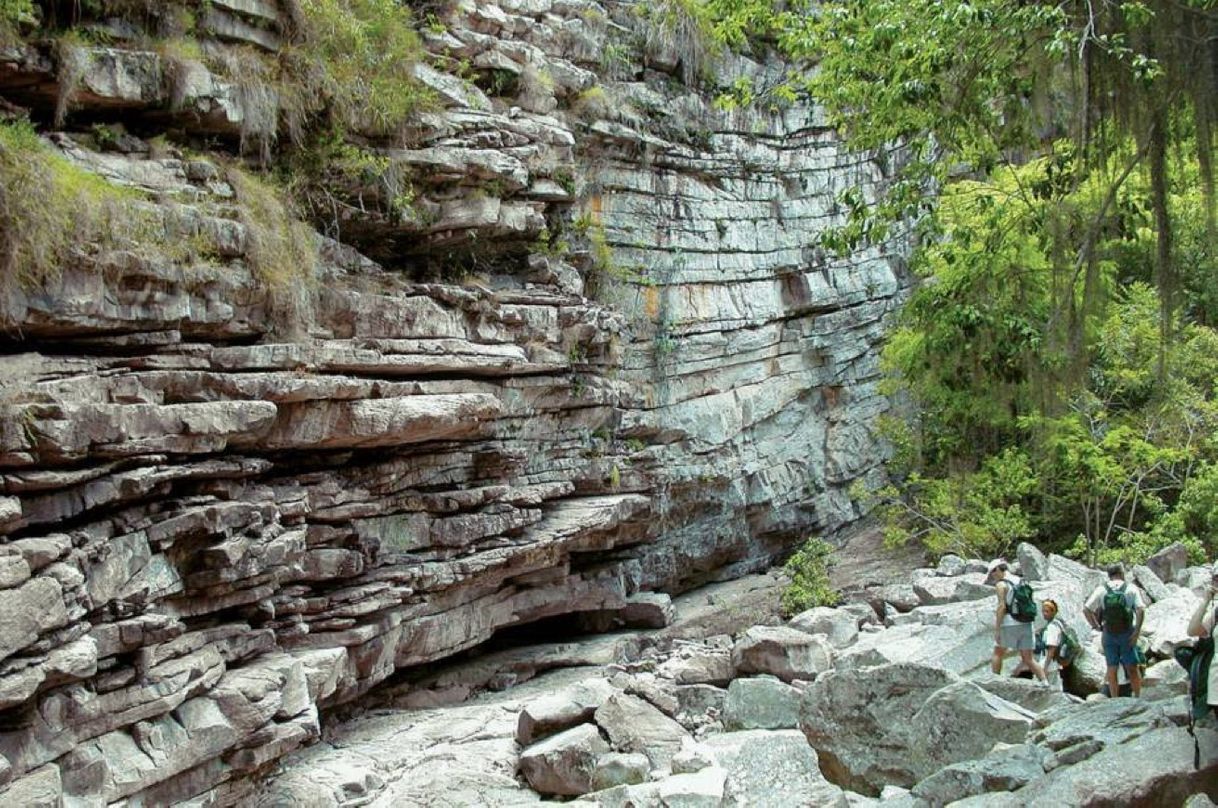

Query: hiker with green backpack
[1035,599,1080,689]
[987,559,1047,682]
[1083,563,1146,698]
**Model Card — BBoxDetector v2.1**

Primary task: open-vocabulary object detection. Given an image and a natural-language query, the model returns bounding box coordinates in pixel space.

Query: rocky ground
[250,541,1218,807]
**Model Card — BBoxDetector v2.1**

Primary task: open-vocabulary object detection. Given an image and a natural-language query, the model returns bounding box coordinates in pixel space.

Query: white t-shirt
[1084,580,1145,627]
[998,574,1025,627]
[1041,620,1063,649]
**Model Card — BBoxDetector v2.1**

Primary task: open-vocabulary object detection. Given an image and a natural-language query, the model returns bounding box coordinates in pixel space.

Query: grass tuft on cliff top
[225,164,318,290]
[283,0,435,141]
[0,119,137,289]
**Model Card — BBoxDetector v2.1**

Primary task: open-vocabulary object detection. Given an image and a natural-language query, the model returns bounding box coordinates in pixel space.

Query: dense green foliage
[283,0,433,140]
[781,537,841,616]
[693,0,1218,565]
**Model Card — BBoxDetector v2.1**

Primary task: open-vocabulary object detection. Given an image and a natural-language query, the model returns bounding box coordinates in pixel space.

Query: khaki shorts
[999,622,1035,651]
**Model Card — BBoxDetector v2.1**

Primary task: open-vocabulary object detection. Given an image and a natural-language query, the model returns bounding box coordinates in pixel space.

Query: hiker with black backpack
[1083,563,1146,698]
[1185,564,1218,718]
[987,559,1047,682]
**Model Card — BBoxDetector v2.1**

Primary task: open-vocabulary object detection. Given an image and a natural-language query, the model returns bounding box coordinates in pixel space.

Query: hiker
[1036,599,1071,689]
[1084,563,1146,698]
[1186,563,1218,717]
[987,559,1046,682]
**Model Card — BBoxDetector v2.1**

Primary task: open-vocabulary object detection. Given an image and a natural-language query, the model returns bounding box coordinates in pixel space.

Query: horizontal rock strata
[0,0,908,803]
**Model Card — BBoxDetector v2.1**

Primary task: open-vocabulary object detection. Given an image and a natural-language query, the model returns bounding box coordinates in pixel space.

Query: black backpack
[1007,579,1037,623]
[1101,583,1135,633]
[1175,635,1215,769]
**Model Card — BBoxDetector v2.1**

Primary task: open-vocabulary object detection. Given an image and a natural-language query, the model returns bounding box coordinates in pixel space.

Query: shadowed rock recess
[0,0,908,803]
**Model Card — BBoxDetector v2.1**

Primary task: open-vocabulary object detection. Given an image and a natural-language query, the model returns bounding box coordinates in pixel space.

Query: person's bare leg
[1020,649,1046,682]
[1106,665,1120,697]
[1127,663,1142,697]
[991,645,1005,675]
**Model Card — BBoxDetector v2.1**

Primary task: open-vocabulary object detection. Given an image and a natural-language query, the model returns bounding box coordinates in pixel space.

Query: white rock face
[0,0,911,798]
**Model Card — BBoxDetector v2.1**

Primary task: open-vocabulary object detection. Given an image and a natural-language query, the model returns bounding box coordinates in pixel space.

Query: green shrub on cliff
[225,165,317,289]
[0,119,135,288]
[781,537,841,616]
[284,0,434,140]
[0,0,33,36]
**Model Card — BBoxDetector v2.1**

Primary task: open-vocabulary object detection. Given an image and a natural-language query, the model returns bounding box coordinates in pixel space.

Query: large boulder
[1032,697,1172,758]
[839,600,994,677]
[789,607,859,649]
[655,766,726,807]
[1141,587,1202,657]
[1017,543,1049,582]
[1147,543,1191,585]
[912,573,991,607]
[1143,659,1188,701]
[911,743,1047,806]
[936,554,967,577]
[1045,554,1106,604]
[701,729,847,807]
[721,676,801,731]
[517,678,615,745]
[731,626,833,682]
[1015,726,1218,806]
[594,693,688,769]
[799,663,959,794]
[657,647,734,686]
[873,584,920,613]
[1131,565,1170,603]
[974,674,1076,715]
[911,680,1037,777]
[590,752,650,791]
[519,723,609,797]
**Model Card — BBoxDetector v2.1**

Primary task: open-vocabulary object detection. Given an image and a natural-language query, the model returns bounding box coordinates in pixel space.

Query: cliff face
[0,0,906,803]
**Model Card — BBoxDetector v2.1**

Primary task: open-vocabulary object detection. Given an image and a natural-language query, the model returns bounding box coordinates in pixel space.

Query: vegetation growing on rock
[0,119,135,288]
[780,537,841,616]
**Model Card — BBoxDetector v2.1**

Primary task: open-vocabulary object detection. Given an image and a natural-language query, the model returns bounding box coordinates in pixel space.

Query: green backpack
[1101,583,1135,633]
[1035,618,1080,665]
[1008,579,1038,623]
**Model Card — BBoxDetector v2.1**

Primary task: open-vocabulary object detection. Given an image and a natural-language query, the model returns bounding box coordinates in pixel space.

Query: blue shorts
[1102,630,1138,667]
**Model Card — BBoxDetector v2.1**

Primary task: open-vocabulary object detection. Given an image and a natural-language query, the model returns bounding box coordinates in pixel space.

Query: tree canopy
[700,0,1218,564]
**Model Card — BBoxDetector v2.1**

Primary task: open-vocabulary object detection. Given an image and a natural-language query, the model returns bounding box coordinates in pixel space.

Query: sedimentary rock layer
[0,0,907,802]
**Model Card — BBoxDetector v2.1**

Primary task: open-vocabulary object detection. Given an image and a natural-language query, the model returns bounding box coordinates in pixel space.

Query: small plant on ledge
[780,536,841,616]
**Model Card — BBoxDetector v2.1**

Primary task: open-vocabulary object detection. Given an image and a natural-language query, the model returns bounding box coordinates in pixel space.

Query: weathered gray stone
[911,743,1046,806]
[722,676,801,730]
[731,626,833,682]
[789,606,859,649]
[800,663,960,794]
[655,766,726,806]
[1131,564,1170,603]
[0,577,68,663]
[701,729,847,807]
[590,752,649,790]
[1147,543,1191,585]
[1032,697,1172,754]
[593,694,688,769]
[1016,726,1218,806]
[936,554,967,577]
[519,723,608,797]
[1016,543,1049,582]
[911,681,1036,777]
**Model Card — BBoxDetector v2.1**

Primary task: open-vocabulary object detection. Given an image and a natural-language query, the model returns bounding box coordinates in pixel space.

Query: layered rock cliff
[0,0,907,803]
